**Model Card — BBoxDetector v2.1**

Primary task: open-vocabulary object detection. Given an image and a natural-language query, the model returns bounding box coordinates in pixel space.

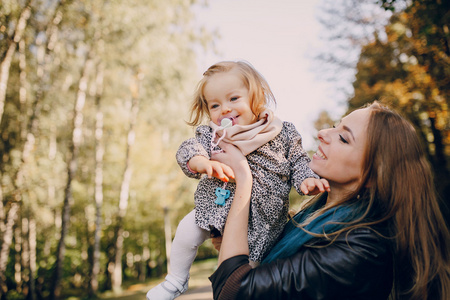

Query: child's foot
[146,275,188,300]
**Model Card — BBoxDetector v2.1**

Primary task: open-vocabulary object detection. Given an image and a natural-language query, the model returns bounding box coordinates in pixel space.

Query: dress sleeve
[176,125,212,179]
[209,228,393,300]
[284,122,319,193]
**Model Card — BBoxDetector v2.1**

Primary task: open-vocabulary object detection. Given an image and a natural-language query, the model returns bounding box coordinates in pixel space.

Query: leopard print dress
[176,121,318,262]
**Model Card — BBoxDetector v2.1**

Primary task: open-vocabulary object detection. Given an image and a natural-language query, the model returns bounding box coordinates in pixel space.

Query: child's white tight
[168,209,210,285]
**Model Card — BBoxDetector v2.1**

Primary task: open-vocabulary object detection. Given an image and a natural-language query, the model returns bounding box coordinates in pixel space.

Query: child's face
[203,69,256,127]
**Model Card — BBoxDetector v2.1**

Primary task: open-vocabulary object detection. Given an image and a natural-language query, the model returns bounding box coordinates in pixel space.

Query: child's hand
[188,156,234,182]
[300,178,330,195]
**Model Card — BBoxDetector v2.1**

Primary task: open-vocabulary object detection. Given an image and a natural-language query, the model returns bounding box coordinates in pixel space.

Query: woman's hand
[211,236,223,251]
[211,142,250,181]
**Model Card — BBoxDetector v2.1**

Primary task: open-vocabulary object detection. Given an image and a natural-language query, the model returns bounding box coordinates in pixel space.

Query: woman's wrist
[233,160,252,182]
[235,169,252,188]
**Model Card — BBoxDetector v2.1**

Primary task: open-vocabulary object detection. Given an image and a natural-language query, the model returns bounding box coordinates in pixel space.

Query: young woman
[210,102,450,300]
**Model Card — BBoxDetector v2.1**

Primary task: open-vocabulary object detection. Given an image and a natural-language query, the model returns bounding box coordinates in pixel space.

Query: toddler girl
[147,61,317,299]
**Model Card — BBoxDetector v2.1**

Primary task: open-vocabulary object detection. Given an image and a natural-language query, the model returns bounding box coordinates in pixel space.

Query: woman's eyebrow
[343,125,355,141]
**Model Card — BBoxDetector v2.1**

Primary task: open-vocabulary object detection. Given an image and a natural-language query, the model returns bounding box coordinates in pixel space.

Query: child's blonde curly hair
[188,61,276,126]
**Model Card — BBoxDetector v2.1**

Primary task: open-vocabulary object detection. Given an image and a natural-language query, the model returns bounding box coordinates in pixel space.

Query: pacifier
[220,118,233,128]
[211,118,233,154]
[211,118,234,200]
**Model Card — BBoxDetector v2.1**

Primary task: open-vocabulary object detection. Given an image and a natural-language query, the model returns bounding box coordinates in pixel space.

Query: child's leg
[147,210,209,300]
[168,209,209,283]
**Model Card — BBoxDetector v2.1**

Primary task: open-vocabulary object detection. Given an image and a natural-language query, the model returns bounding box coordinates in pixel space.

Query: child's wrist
[186,161,197,174]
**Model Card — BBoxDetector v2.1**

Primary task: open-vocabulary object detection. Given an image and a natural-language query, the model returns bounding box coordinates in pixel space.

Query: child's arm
[300,178,331,195]
[188,155,235,183]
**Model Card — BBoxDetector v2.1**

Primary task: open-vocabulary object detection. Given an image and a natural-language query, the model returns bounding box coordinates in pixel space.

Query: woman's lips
[313,146,327,160]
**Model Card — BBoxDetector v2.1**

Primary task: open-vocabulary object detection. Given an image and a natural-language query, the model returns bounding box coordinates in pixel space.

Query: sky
[193,0,347,150]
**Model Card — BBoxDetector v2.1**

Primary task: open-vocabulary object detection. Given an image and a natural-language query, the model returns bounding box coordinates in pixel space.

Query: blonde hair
[302,102,450,299]
[187,61,276,126]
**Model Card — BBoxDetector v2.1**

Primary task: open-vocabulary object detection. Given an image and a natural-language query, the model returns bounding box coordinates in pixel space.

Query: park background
[0,0,448,299]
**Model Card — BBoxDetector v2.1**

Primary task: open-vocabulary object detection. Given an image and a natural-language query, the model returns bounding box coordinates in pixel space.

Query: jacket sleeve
[284,122,319,194]
[176,125,212,179]
[209,228,393,300]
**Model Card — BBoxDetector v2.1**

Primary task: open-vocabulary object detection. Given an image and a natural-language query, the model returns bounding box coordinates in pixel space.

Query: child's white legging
[168,209,210,285]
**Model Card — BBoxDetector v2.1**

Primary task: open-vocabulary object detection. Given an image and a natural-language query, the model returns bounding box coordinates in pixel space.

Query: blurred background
[0,0,448,299]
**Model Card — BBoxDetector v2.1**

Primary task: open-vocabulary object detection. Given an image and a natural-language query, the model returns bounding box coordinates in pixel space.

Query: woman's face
[203,69,256,127]
[310,107,370,193]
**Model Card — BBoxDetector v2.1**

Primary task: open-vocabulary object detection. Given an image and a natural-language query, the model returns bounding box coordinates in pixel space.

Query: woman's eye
[339,134,349,144]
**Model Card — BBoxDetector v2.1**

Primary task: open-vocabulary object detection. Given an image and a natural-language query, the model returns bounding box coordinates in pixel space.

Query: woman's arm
[210,228,393,300]
[211,142,253,266]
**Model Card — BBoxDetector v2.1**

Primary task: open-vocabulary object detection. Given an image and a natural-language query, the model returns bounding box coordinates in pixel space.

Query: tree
[314,0,392,102]
[89,60,104,296]
[110,71,141,292]
[0,0,32,125]
[0,0,214,297]
[348,5,450,222]
[50,46,94,300]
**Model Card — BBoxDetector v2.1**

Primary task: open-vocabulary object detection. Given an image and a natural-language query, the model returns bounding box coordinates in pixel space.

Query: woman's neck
[325,192,341,208]
[325,182,359,208]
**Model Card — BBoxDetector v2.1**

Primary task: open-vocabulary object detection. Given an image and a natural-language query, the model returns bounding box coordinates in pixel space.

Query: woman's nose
[317,129,331,143]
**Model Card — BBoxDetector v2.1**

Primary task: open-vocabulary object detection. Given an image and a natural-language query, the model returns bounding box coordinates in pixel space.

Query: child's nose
[221,104,231,114]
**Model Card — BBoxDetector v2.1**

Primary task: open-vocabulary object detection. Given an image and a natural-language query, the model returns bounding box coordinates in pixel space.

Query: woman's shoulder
[308,223,393,255]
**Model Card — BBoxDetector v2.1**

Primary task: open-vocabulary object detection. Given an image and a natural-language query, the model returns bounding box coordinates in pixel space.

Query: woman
[209,102,450,300]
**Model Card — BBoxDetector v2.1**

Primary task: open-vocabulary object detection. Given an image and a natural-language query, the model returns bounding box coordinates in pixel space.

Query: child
[147,61,318,300]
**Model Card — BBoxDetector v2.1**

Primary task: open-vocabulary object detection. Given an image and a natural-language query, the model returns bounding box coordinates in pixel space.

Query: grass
[99,258,218,300]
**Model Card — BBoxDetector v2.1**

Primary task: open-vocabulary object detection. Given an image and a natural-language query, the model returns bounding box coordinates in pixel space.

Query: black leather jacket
[210,227,393,300]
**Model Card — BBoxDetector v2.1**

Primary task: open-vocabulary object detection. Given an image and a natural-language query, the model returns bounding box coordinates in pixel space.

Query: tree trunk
[89,62,105,296]
[140,231,150,281]
[428,114,448,174]
[0,202,20,297]
[0,0,32,125]
[0,187,4,234]
[164,206,172,273]
[111,72,141,292]
[0,31,32,296]
[15,221,23,293]
[50,54,93,300]
[20,217,31,297]
[28,217,36,300]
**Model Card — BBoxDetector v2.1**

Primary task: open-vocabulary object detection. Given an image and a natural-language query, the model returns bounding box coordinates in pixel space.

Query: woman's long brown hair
[363,102,450,299]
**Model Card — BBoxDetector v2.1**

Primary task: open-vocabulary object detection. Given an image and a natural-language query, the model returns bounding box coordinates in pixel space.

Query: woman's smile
[313,146,327,160]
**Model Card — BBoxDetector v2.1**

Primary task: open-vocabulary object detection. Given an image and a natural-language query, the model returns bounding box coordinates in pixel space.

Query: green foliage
[314,0,449,222]
[0,0,214,298]
[349,0,450,219]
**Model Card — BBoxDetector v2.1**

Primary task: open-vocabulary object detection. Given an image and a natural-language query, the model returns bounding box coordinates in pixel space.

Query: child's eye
[230,97,238,101]
[210,104,219,109]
